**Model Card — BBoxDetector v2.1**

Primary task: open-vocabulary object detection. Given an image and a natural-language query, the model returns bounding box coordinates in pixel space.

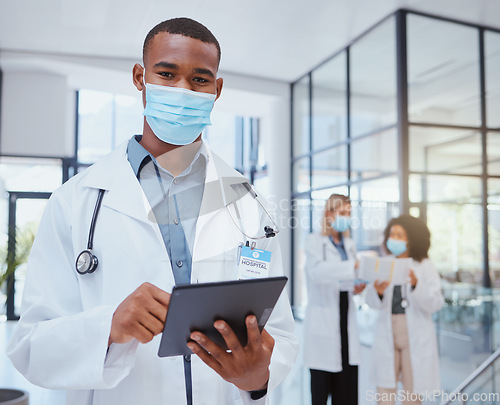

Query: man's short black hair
[383,214,431,262]
[143,17,221,64]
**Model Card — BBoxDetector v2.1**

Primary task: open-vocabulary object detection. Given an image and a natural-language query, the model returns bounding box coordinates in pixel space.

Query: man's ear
[215,77,223,101]
[132,64,145,91]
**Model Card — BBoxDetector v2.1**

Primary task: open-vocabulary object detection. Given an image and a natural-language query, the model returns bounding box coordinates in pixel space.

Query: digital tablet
[158,276,288,357]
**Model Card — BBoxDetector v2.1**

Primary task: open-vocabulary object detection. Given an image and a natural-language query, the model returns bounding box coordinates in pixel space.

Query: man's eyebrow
[193,68,215,78]
[153,61,179,69]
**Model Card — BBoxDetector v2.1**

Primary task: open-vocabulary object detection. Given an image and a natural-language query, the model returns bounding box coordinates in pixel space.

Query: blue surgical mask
[386,238,407,256]
[332,216,351,233]
[143,79,216,145]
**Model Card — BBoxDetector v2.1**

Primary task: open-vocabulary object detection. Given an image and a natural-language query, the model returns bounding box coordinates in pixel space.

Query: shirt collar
[127,135,208,179]
[329,233,344,247]
[127,135,151,178]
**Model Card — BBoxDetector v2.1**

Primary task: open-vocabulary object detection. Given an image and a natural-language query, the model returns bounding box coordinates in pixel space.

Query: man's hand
[109,282,170,346]
[187,315,274,392]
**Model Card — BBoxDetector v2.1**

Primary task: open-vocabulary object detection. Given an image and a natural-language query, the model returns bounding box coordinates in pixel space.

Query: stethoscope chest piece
[76,188,105,276]
[76,249,98,275]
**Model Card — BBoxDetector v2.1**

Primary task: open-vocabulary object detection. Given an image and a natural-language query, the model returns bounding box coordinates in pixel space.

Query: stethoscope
[75,184,278,275]
[75,189,105,275]
[225,183,279,240]
[401,284,409,308]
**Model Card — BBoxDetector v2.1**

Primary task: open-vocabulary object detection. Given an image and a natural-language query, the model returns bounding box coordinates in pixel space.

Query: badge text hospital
[237,246,271,279]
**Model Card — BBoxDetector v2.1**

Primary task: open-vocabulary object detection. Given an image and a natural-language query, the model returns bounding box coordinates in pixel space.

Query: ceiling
[0,0,499,83]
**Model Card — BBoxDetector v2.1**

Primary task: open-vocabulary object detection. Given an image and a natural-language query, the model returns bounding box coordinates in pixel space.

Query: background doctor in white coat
[365,214,443,405]
[7,17,298,405]
[302,194,366,405]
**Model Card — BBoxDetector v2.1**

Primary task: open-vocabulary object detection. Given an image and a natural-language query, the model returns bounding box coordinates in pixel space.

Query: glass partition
[408,14,481,126]
[488,133,500,176]
[486,31,500,128]
[292,158,310,194]
[77,89,143,164]
[409,174,483,280]
[489,178,500,288]
[0,157,62,192]
[409,127,482,175]
[311,52,347,151]
[350,128,398,180]
[292,75,310,157]
[350,176,399,249]
[291,9,500,318]
[292,198,310,313]
[437,287,499,395]
[350,17,397,138]
[311,146,347,189]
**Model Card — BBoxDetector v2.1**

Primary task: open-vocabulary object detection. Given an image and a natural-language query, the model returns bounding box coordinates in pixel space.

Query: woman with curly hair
[366,214,443,405]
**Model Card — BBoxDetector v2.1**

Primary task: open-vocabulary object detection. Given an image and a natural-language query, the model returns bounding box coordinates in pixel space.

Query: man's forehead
[146,32,219,64]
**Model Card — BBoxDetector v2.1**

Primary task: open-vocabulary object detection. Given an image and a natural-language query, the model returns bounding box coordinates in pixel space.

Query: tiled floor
[1,317,496,405]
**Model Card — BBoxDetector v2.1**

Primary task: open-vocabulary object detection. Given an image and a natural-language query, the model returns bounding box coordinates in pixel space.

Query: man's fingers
[190,331,227,363]
[261,329,275,352]
[245,315,262,347]
[139,313,165,336]
[187,340,223,373]
[214,321,244,355]
[141,282,171,307]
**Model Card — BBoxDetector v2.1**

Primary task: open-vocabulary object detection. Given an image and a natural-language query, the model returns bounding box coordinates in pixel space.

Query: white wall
[0,71,75,157]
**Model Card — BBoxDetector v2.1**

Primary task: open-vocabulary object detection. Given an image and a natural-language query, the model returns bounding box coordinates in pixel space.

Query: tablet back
[158,276,288,357]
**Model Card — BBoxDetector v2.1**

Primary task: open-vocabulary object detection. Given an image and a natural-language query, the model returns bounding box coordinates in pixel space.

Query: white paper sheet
[359,256,411,285]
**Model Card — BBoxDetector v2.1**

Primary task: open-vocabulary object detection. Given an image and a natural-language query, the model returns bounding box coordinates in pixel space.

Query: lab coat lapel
[192,148,250,263]
[80,142,154,225]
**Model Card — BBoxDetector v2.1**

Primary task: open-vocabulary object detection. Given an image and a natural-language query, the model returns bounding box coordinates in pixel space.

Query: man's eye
[193,77,209,83]
[159,72,174,77]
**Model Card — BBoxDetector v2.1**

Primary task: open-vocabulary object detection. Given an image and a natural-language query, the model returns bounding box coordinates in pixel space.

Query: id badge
[237,246,271,280]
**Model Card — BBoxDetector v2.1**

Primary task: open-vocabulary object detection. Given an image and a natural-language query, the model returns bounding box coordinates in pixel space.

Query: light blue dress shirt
[127,135,206,285]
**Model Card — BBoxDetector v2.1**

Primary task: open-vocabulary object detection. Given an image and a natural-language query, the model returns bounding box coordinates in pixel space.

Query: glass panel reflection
[488,179,500,288]
[351,128,397,180]
[409,126,482,175]
[486,31,500,128]
[487,132,500,176]
[350,17,397,138]
[410,175,484,283]
[350,176,399,249]
[292,76,310,157]
[407,15,481,126]
[292,198,310,315]
[311,146,347,189]
[311,52,347,151]
[0,157,62,192]
[292,157,310,194]
[13,199,48,317]
[78,89,143,164]
[436,286,498,394]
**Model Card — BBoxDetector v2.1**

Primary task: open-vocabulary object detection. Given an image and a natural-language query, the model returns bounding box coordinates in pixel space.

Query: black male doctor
[7,17,298,405]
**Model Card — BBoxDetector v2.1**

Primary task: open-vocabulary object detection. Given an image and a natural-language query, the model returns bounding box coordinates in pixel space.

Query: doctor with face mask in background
[7,17,298,405]
[365,214,444,405]
[302,194,366,405]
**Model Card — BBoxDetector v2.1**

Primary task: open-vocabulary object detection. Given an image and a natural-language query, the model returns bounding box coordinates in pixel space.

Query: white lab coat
[365,258,443,394]
[7,141,298,405]
[302,232,361,373]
